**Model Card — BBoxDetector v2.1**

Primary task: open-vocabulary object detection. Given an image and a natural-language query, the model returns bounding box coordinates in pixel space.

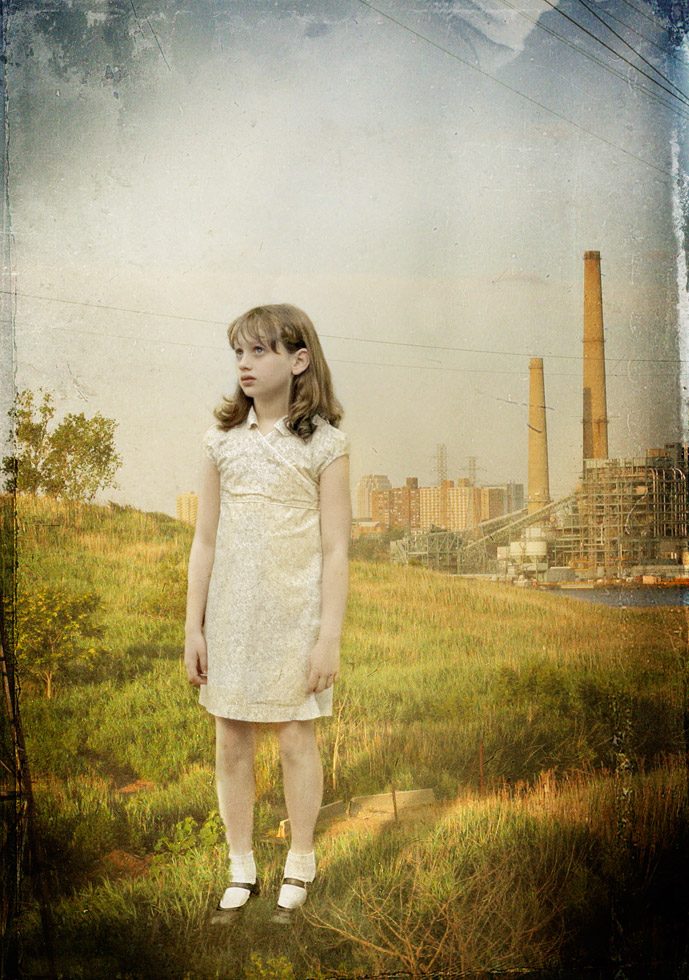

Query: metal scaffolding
[551,447,689,574]
[391,446,689,578]
[390,506,545,572]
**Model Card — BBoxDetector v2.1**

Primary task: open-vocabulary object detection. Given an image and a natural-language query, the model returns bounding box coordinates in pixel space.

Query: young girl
[183,303,351,920]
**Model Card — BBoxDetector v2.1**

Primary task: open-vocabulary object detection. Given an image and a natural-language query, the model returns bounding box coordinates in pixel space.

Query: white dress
[199,405,350,722]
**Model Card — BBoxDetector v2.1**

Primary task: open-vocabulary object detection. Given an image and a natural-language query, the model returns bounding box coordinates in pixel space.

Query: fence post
[479,738,485,796]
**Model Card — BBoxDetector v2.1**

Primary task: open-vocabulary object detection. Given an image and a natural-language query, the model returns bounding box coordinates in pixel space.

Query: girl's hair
[213,304,343,440]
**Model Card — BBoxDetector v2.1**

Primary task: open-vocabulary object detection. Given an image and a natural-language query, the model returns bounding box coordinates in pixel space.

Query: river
[550,586,689,608]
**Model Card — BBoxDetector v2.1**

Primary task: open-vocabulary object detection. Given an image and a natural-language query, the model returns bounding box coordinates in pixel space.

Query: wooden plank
[277,799,347,838]
[278,790,436,834]
[349,788,435,817]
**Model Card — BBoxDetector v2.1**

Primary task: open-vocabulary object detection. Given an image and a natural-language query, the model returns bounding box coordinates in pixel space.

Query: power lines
[355,0,681,184]
[618,0,666,30]
[6,287,684,367]
[493,0,689,123]
[43,325,679,379]
[564,0,688,107]
[579,0,668,56]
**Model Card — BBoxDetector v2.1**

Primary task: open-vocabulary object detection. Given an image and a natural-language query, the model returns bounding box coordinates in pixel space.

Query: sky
[2,0,688,515]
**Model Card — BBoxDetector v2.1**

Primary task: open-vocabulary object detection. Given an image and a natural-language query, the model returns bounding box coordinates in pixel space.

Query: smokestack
[582,250,609,461]
[528,357,550,514]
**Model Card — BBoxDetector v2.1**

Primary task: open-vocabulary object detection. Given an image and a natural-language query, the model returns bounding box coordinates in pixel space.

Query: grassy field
[7,494,689,977]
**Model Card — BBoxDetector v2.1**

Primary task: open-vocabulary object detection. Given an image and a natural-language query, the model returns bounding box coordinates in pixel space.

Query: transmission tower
[436,443,447,484]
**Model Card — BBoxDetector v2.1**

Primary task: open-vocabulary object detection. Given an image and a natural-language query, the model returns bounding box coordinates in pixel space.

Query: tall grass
[13,494,689,977]
[24,763,689,978]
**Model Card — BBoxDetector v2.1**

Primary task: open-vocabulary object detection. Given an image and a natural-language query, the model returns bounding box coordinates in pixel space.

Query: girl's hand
[184,630,208,686]
[306,637,340,694]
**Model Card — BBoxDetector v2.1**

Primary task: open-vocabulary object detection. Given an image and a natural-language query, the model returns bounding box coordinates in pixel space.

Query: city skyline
[359,472,525,532]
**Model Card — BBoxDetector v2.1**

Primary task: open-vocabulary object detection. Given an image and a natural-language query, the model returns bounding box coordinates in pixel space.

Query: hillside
[7,494,689,977]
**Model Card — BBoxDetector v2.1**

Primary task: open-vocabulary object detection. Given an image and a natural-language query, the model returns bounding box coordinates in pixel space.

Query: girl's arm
[307,453,352,694]
[184,454,220,686]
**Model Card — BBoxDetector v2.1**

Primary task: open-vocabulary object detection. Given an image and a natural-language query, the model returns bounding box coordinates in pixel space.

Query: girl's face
[233,333,307,401]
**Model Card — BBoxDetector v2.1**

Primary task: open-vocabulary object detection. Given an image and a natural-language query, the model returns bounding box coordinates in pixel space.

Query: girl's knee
[215,718,255,766]
[276,720,316,761]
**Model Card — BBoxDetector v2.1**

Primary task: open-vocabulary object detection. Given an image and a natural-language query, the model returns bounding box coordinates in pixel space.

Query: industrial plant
[390,250,688,584]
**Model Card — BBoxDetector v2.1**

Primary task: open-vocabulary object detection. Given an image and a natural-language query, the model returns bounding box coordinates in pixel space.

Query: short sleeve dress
[199,405,350,722]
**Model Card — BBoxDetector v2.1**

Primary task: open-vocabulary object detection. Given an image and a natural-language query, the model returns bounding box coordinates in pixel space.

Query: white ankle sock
[219,850,256,909]
[277,849,316,910]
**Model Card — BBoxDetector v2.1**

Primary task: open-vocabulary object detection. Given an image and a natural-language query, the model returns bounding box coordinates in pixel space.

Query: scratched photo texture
[4,1,689,977]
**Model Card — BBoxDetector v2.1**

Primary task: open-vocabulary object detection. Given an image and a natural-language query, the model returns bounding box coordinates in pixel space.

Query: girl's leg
[214,717,259,909]
[215,717,256,864]
[275,719,323,851]
[274,719,322,912]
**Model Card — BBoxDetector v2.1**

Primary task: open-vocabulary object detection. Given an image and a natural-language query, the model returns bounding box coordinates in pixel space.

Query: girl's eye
[253,345,264,354]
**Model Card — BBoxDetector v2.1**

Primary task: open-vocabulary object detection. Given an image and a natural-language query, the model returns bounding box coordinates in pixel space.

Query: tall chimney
[582,250,609,461]
[528,357,550,514]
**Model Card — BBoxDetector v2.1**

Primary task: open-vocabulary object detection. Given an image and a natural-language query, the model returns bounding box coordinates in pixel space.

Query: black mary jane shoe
[271,876,308,924]
[210,880,261,924]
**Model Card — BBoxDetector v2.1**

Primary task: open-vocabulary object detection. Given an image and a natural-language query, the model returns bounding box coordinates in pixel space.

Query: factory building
[392,249,688,581]
[500,250,688,580]
[552,446,689,576]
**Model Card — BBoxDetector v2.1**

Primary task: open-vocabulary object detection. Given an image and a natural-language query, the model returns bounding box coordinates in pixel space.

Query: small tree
[1,389,54,494]
[2,389,123,501]
[13,588,103,698]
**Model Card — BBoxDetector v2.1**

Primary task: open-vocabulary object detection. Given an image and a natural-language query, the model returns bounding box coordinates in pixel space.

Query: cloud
[427,0,548,70]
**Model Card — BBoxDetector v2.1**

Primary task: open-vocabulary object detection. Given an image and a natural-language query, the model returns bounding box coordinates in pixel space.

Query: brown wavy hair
[213,304,343,440]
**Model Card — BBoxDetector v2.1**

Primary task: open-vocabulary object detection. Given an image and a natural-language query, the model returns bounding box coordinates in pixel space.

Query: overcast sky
[3,0,688,515]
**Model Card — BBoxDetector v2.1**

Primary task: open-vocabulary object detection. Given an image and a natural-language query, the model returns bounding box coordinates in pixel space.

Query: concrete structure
[506,482,525,513]
[446,480,480,530]
[176,492,198,525]
[419,484,442,530]
[373,477,522,534]
[355,474,391,520]
[480,486,507,522]
[527,357,550,514]
[371,478,420,531]
[371,477,524,532]
[582,250,609,462]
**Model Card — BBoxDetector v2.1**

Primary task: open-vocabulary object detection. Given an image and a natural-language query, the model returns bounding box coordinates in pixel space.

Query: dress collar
[246,404,290,436]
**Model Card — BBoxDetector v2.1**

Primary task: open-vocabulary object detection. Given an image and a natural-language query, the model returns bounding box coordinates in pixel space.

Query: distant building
[372,477,525,533]
[446,480,481,531]
[351,519,384,540]
[505,482,525,513]
[355,474,392,519]
[419,484,442,529]
[176,492,198,525]
[372,478,420,531]
[480,486,507,522]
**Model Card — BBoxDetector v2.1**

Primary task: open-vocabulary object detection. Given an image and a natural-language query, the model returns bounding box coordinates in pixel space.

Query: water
[554,586,689,608]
